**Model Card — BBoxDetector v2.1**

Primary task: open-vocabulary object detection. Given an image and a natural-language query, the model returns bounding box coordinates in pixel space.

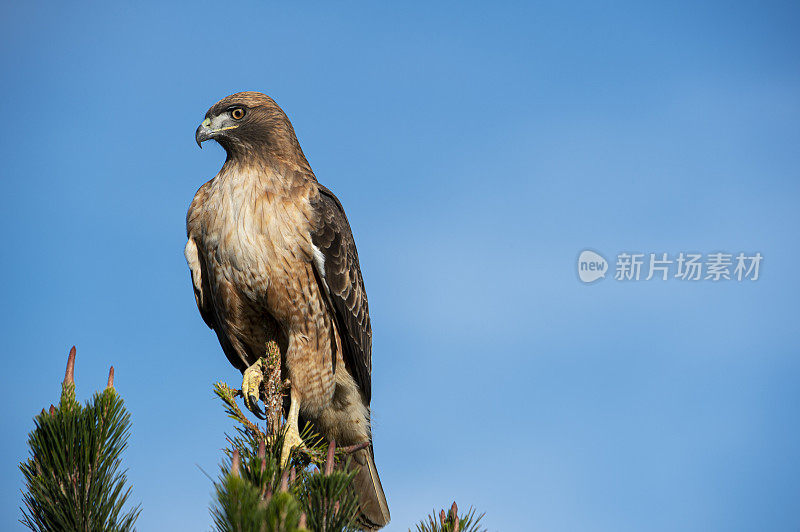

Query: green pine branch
[211,344,361,531]
[210,427,360,532]
[412,502,486,532]
[19,347,140,532]
[211,344,490,531]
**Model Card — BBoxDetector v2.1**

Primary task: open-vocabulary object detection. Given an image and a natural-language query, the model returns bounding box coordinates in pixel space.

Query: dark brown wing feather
[189,247,255,373]
[190,250,217,330]
[310,184,372,402]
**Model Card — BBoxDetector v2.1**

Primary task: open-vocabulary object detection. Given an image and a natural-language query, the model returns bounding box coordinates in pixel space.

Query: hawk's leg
[280,389,306,466]
[241,359,265,419]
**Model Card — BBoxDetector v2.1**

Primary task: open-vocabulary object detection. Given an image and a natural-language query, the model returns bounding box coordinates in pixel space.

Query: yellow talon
[241,359,265,418]
[280,390,306,466]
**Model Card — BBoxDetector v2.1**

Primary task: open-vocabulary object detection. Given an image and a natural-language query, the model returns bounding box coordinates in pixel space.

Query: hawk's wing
[310,184,372,402]
[185,237,217,330]
[186,184,217,331]
[186,231,249,373]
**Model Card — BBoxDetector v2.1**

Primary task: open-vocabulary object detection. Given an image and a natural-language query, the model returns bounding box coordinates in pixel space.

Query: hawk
[185,92,390,529]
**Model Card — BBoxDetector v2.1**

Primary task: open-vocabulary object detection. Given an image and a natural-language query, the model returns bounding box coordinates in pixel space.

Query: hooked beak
[195,118,213,148]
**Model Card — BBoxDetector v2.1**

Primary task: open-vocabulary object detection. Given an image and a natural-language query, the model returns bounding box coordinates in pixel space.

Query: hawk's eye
[231,108,245,120]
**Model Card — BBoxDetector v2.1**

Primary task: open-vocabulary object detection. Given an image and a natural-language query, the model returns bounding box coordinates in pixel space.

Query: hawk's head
[195,91,304,161]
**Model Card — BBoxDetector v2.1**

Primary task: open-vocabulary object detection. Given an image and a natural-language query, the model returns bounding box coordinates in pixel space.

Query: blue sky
[2,1,799,530]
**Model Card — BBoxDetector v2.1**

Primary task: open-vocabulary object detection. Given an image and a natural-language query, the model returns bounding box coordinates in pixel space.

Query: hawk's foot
[241,359,265,419]
[279,420,307,467]
[279,391,306,466]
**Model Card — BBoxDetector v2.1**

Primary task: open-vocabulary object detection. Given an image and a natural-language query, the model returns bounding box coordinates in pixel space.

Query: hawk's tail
[351,445,390,530]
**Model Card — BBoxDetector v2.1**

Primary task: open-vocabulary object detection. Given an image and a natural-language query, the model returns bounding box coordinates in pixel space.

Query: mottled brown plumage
[186,92,389,529]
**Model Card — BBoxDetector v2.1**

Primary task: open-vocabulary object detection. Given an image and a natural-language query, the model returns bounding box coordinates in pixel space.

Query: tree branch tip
[106,366,115,390]
[257,439,266,459]
[230,449,240,476]
[279,468,289,492]
[324,439,336,475]
[64,346,76,385]
[339,441,370,454]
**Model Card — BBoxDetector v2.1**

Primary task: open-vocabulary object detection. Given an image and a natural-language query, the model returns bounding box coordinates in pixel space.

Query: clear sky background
[2,2,799,530]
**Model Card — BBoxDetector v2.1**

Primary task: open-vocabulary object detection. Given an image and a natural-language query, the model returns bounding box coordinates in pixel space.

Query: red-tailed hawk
[186,92,389,529]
